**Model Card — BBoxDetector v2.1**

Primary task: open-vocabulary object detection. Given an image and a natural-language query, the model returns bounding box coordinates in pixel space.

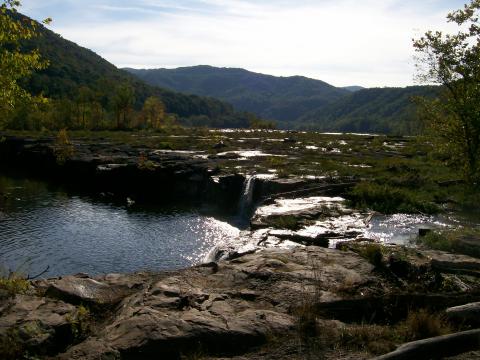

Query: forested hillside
[295,86,440,134]
[125,66,349,122]
[126,66,439,134]
[7,13,259,130]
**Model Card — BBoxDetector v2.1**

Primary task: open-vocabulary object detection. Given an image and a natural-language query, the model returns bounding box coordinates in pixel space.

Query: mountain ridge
[125,65,439,134]
[124,65,350,122]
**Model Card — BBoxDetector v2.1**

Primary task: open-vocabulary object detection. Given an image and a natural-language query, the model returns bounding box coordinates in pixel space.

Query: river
[0,174,240,277]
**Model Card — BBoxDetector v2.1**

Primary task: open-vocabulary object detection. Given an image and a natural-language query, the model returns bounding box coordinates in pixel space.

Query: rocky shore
[1,133,479,359]
[2,242,480,359]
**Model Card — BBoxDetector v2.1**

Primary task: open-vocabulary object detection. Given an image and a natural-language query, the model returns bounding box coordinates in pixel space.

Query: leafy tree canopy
[414,0,480,184]
[0,0,50,126]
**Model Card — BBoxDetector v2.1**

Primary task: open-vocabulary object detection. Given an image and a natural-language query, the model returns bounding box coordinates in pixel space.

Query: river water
[1,174,477,278]
[0,175,240,277]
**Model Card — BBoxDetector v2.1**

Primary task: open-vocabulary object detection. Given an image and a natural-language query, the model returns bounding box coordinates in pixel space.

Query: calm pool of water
[0,175,240,277]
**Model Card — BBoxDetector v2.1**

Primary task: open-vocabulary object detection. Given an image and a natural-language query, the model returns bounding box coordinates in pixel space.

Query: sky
[20,0,466,88]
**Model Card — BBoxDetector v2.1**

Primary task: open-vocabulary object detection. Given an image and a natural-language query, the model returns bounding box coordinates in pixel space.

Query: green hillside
[124,66,349,122]
[126,66,439,134]
[296,86,440,134]
[9,13,255,129]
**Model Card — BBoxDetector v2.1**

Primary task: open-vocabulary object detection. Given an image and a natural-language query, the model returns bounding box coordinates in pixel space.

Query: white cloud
[26,0,465,87]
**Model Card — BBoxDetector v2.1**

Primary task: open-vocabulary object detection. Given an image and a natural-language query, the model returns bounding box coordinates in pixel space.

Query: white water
[238,175,256,218]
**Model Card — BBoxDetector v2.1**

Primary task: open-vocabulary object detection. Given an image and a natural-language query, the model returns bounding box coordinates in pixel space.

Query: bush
[403,309,451,341]
[348,182,439,214]
[418,228,480,258]
[358,244,384,267]
[53,129,74,164]
[0,269,30,298]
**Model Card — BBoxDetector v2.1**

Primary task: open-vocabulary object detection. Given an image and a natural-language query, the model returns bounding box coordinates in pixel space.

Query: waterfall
[238,174,256,217]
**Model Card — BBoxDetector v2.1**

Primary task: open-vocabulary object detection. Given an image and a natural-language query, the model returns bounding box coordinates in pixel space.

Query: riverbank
[2,242,480,359]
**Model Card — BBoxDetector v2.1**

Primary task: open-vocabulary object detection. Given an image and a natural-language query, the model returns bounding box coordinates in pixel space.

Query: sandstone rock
[51,247,381,359]
[373,329,480,360]
[0,295,77,356]
[446,302,480,326]
[43,275,135,306]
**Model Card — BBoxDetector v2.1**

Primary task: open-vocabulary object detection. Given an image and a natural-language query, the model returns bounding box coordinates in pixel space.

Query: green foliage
[53,128,74,164]
[1,13,257,131]
[139,96,166,129]
[348,182,439,214]
[357,243,384,267]
[66,305,91,340]
[249,117,276,129]
[0,327,24,360]
[0,275,29,298]
[0,265,29,298]
[298,86,440,135]
[137,153,156,171]
[414,0,480,184]
[418,228,480,258]
[125,65,348,123]
[0,0,49,128]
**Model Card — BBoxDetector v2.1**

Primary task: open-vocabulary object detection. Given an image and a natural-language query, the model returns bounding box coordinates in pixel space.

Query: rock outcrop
[2,244,480,359]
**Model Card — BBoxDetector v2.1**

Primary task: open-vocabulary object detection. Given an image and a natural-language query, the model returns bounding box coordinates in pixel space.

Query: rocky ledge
[2,243,480,359]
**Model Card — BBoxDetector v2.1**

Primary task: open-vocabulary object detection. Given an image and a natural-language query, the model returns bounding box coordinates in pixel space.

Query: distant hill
[126,66,438,134]
[296,86,440,134]
[124,66,350,122]
[342,86,365,92]
[14,13,253,128]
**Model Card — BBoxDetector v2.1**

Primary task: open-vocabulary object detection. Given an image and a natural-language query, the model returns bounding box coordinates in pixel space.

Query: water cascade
[238,174,256,218]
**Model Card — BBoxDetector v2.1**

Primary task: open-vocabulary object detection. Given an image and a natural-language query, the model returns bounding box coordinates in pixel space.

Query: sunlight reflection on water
[0,176,240,277]
[365,213,452,244]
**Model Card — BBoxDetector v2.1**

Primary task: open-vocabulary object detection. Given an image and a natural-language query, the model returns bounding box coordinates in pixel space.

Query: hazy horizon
[21,0,465,88]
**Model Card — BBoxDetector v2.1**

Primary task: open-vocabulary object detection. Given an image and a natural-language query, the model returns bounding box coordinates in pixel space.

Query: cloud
[20,0,466,87]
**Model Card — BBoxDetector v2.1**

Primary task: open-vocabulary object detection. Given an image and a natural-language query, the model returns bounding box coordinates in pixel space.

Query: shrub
[339,324,397,355]
[348,182,439,214]
[0,269,30,298]
[418,228,480,258]
[403,309,451,341]
[358,244,384,267]
[53,129,74,164]
[66,305,92,340]
[0,328,23,360]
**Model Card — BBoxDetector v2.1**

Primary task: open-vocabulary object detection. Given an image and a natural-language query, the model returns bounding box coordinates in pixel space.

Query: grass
[418,228,480,258]
[292,306,454,357]
[403,308,451,341]
[0,269,30,298]
[0,328,24,360]
[293,251,455,357]
[66,305,92,341]
[356,243,384,267]
[347,182,439,214]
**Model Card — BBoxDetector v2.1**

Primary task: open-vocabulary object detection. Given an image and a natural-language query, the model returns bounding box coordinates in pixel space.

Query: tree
[113,83,135,129]
[0,0,50,128]
[413,0,480,184]
[140,96,166,129]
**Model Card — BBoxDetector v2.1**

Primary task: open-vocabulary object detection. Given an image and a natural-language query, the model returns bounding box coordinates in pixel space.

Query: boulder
[446,302,480,326]
[0,295,77,356]
[43,275,135,306]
